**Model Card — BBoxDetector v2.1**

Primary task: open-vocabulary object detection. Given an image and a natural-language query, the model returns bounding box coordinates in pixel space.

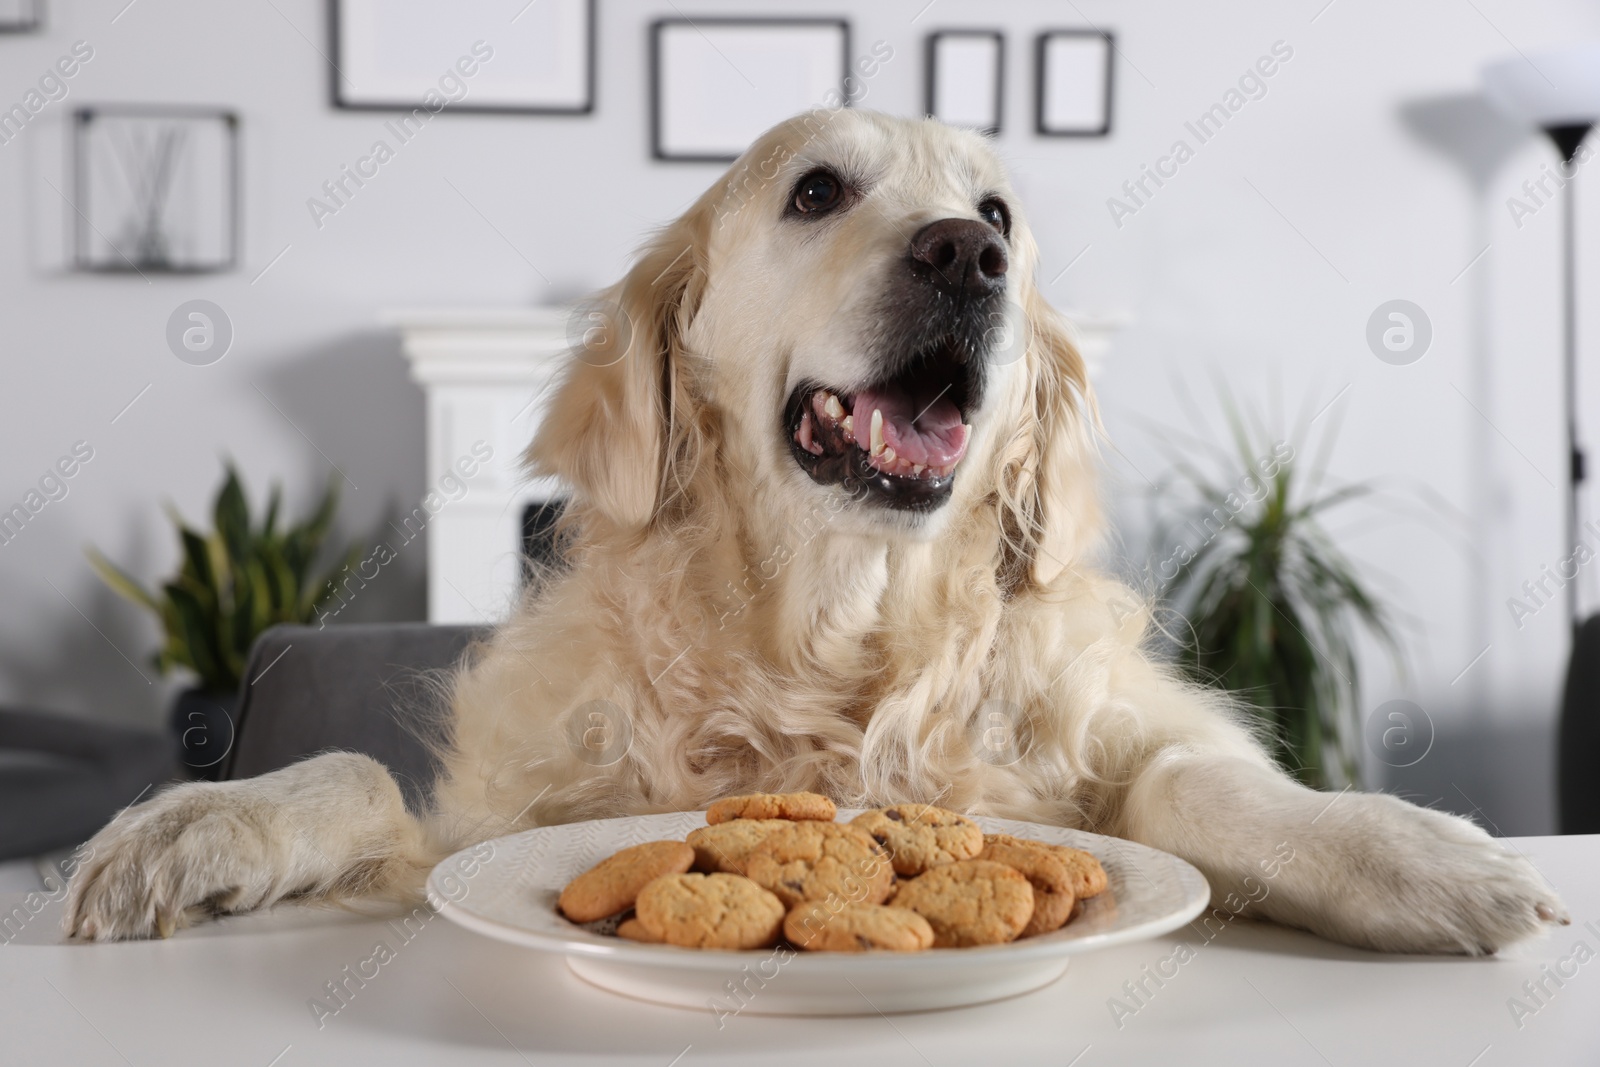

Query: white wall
[1,0,1595,832]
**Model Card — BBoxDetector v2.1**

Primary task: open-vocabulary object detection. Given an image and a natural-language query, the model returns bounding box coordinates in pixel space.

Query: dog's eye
[978,197,1011,237]
[793,171,844,215]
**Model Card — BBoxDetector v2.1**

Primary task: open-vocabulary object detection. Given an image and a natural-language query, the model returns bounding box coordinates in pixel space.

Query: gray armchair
[0,709,173,862]
[0,623,484,863]
[224,623,490,811]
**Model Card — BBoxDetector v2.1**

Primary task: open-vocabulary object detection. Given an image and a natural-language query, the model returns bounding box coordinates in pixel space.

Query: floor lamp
[1484,44,1600,833]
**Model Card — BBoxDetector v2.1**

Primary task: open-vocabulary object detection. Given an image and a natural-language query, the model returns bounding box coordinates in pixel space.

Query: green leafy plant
[1155,404,1402,790]
[88,464,361,694]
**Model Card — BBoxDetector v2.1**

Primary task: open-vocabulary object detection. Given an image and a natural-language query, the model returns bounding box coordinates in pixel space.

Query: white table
[3,836,1595,1066]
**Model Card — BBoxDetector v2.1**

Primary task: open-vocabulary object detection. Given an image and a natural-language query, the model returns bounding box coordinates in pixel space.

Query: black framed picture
[331,0,594,114]
[651,18,851,163]
[1035,30,1114,137]
[0,0,41,33]
[72,105,239,274]
[926,31,1004,136]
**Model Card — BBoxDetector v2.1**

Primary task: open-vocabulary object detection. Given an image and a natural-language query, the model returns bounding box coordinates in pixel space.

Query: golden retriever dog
[65,109,1566,955]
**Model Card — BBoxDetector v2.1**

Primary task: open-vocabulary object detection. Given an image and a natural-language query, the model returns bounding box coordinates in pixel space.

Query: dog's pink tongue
[851,386,968,468]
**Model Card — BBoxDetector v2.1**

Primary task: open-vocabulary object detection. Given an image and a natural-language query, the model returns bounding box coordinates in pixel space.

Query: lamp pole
[1545,123,1592,633]
[1484,45,1600,835]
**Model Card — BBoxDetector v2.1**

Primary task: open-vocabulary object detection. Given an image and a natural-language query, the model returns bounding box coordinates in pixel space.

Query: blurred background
[1,0,1597,852]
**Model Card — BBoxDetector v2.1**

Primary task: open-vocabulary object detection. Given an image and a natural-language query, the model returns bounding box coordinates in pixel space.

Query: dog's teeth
[882,446,896,464]
[823,394,845,420]
[912,464,924,476]
[797,410,823,455]
[841,414,854,438]
[870,409,885,456]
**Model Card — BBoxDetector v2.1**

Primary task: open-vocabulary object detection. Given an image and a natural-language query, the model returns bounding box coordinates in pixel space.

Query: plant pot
[170,688,238,781]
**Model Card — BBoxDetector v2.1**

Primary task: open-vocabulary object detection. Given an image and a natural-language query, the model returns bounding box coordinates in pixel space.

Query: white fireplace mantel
[389,306,1128,624]
[386,306,569,624]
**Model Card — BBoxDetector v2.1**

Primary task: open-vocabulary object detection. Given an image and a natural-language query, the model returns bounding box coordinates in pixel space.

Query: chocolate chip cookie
[851,804,984,876]
[984,832,1108,898]
[742,821,894,909]
[558,839,695,923]
[889,859,1034,946]
[686,818,794,874]
[784,901,935,952]
[976,838,1076,937]
[705,791,837,825]
[616,916,663,943]
[634,873,786,949]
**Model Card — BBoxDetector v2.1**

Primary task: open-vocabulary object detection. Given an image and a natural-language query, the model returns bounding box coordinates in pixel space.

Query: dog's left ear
[525,202,712,532]
[995,286,1102,590]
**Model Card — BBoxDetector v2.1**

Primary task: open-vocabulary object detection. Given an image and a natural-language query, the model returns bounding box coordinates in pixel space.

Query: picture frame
[925,31,1004,136]
[1035,29,1114,137]
[0,0,41,33]
[651,18,851,163]
[71,105,240,274]
[331,0,594,115]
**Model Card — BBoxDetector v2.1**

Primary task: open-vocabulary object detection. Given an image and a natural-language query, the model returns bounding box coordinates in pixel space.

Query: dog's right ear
[525,205,710,531]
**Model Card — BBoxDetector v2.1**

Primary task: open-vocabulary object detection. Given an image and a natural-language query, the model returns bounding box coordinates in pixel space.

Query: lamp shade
[1483,44,1600,127]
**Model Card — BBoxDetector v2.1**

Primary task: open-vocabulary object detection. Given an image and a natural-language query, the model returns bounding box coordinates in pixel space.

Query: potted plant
[88,464,360,779]
[1154,404,1402,790]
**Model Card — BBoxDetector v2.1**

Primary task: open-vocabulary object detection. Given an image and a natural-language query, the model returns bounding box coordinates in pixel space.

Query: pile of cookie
[556,791,1107,952]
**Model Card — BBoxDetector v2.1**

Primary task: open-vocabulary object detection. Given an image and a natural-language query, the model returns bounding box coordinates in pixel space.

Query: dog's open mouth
[785,339,976,510]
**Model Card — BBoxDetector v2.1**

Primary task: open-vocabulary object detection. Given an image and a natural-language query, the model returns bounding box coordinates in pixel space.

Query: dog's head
[531,109,1097,583]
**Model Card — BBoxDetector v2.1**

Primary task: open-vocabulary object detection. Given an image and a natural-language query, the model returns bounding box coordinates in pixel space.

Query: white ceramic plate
[429,811,1209,1015]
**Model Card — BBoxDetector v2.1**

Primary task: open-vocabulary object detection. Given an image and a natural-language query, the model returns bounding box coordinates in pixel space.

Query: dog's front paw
[64,781,280,941]
[1299,793,1569,955]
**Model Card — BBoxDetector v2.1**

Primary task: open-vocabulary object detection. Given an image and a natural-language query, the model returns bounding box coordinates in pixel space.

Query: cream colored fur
[66,110,1567,955]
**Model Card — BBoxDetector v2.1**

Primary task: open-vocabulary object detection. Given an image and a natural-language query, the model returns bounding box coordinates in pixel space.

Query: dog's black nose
[909,218,1008,298]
